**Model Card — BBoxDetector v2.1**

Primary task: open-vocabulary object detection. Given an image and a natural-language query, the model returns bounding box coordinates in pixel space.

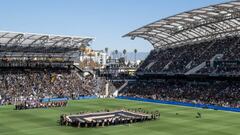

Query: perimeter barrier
[41,96,97,102]
[116,96,240,112]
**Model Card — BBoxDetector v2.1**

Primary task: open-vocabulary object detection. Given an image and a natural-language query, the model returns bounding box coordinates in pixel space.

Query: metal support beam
[6,34,24,46]
[29,36,49,46]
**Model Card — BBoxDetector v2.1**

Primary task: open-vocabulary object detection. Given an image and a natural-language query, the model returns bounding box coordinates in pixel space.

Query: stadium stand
[122,1,240,109]
[0,32,105,105]
[137,36,240,74]
[0,68,97,105]
[120,80,240,108]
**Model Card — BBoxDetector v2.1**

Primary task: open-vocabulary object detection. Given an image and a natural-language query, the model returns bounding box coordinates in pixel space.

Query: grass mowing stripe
[0,99,239,135]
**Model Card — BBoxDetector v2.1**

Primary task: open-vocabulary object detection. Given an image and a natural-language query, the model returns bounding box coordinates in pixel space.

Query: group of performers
[15,100,68,110]
[59,109,160,128]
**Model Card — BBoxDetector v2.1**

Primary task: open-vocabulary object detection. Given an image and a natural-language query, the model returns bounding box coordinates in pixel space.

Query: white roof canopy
[0,31,93,53]
[124,1,240,49]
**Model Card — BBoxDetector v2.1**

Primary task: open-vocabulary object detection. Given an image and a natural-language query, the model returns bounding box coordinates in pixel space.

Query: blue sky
[0,0,229,52]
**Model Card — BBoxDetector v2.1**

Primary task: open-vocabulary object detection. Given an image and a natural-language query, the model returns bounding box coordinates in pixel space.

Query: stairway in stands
[113,81,128,97]
[145,61,156,70]
[185,62,206,75]
[73,64,94,76]
[185,54,224,75]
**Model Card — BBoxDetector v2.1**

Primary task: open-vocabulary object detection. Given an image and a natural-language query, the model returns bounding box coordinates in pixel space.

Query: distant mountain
[126,52,149,61]
[110,52,149,61]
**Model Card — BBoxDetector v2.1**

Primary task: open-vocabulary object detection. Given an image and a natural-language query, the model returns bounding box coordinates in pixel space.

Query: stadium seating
[0,68,100,105]
[122,36,240,109]
[120,80,240,108]
[138,36,240,75]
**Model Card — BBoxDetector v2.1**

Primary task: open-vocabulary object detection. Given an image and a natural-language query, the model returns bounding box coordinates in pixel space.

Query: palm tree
[105,47,108,55]
[134,49,137,63]
[97,52,101,67]
[79,45,87,62]
[115,50,118,59]
[105,47,109,61]
[123,49,127,63]
[80,45,86,57]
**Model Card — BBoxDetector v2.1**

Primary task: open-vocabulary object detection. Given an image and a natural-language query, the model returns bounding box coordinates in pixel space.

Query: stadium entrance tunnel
[59,109,160,128]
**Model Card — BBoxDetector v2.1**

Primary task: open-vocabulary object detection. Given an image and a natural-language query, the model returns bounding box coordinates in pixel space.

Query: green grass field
[0,98,239,135]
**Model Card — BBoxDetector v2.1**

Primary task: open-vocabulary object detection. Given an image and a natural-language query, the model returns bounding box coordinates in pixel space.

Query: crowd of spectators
[60,109,160,128]
[197,65,240,75]
[124,36,240,109]
[0,68,102,105]
[15,100,68,110]
[138,36,240,74]
[121,80,240,108]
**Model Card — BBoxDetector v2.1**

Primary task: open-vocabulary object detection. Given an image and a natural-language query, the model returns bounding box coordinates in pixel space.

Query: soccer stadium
[0,0,240,135]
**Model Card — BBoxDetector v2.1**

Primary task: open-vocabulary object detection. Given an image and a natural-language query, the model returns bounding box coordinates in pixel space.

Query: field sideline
[0,98,239,135]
